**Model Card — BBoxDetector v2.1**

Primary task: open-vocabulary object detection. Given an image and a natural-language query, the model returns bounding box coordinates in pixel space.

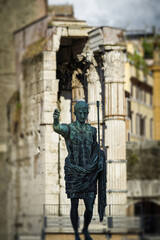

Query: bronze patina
[53,101,106,240]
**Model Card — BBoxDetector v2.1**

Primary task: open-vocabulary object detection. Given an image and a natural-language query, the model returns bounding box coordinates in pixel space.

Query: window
[136,86,139,100]
[150,118,153,139]
[131,111,133,133]
[136,114,146,137]
[140,88,142,101]
[140,116,146,137]
[127,131,130,142]
[150,93,152,106]
[131,83,133,97]
[144,91,146,103]
[127,99,131,118]
[136,113,139,135]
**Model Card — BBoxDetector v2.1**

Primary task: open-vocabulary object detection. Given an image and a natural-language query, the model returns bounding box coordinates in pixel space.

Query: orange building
[150,49,160,140]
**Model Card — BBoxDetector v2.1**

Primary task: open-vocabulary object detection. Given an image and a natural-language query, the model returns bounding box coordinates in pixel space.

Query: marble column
[71,68,85,121]
[86,58,103,151]
[100,45,127,216]
[87,63,99,123]
[59,91,72,213]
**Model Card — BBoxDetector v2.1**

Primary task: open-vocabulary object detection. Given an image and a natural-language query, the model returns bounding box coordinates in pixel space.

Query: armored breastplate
[67,123,95,166]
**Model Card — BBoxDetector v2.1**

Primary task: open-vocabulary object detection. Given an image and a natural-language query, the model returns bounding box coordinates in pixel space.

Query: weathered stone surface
[43,51,57,71]
[128,180,160,198]
[43,70,56,81]
[127,141,160,180]
[68,27,91,37]
[53,34,61,51]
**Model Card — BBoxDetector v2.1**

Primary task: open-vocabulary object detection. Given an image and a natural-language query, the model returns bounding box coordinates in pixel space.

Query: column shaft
[101,45,127,215]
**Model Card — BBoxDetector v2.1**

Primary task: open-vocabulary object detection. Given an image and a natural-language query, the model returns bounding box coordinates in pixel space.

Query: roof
[48,5,74,18]
[125,29,154,39]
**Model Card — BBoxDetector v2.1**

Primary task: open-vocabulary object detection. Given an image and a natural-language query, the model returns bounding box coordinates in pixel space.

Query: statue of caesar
[53,101,106,240]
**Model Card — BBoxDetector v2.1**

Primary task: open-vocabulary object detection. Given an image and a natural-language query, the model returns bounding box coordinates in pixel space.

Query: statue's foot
[75,232,81,240]
[82,228,92,240]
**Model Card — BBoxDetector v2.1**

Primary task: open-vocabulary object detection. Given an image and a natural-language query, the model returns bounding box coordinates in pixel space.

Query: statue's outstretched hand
[53,109,60,120]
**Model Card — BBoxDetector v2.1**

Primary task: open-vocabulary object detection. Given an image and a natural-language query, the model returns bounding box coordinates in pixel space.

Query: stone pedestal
[100,45,127,215]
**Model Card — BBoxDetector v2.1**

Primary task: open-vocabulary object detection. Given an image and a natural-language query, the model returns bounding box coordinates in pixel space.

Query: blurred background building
[0,0,160,240]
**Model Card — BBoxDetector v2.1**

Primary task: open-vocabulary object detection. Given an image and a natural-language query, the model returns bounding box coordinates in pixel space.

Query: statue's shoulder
[86,123,97,134]
[68,122,76,131]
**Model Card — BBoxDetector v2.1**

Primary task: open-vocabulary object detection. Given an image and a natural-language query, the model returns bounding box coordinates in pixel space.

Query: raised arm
[53,109,69,138]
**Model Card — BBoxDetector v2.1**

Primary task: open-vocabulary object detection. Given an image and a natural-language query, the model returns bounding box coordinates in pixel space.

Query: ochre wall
[152,66,160,140]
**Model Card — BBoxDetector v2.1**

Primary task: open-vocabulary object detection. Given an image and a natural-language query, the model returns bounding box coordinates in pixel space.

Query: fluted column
[71,68,85,121]
[87,63,101,123]
[100,45,127,216]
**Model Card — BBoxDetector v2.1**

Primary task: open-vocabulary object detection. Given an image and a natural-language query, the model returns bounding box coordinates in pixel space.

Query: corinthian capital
[100,45,126,82]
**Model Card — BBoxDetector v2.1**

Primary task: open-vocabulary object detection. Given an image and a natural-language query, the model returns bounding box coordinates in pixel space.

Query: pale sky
[48,0,160,31]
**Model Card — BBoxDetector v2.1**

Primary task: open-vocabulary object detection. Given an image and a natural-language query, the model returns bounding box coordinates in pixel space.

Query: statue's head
[74,101,89,124]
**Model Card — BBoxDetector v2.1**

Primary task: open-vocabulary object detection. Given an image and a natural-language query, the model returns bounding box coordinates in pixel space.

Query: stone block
[43,102,53,112]
[31,82,38,95]
[45,171,58,182]
[45,124,54,133]
[52,80,59,93]
[45,141,58,153]
[0,143,7,152]
[68,28,89,37]
[53,35,61,51]
[43,51,56,71]
[43,91,54,102]
[45,193,59,205]
[43,111,53,124]
[51,131,59,143]
[44,79,52,92]
[37,80,44,93]
[61,27,68,36]
[45,151,58,164]
[45,159,58,173]
[43,70,56,81]
[43,92,58,106]
[46,183,59,194]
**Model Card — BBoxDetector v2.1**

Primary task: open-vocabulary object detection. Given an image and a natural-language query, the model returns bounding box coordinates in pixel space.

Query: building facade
[0,0,47,239]
[5,11,128,239]
[2,2,160,240]
[124,38,154,142]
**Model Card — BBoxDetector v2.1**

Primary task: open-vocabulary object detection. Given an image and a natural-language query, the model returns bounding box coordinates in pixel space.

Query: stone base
[45,233,139,240]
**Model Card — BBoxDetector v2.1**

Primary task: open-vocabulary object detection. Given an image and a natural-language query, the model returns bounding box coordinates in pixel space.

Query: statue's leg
[70,198,81,240]
[82,193,95,240]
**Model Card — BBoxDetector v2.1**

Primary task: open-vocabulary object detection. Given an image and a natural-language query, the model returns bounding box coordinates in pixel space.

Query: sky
[48,0,160,31]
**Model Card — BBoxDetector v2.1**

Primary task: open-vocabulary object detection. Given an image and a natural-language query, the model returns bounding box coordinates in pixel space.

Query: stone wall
[0,1,47,239]
[127,140,160,180]
[8,30,61,235]
[7,55,46,237]
[127,141,160,208]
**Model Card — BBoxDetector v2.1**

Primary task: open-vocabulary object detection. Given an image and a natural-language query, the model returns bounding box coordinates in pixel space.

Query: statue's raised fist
[53,109,60,120]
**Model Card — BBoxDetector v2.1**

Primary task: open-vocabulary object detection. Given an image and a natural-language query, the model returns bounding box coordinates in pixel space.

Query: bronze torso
[65,122,96,166]
[61,122,98,198]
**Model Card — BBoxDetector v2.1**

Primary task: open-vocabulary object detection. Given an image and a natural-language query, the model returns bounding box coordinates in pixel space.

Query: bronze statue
[53,101,106,240]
